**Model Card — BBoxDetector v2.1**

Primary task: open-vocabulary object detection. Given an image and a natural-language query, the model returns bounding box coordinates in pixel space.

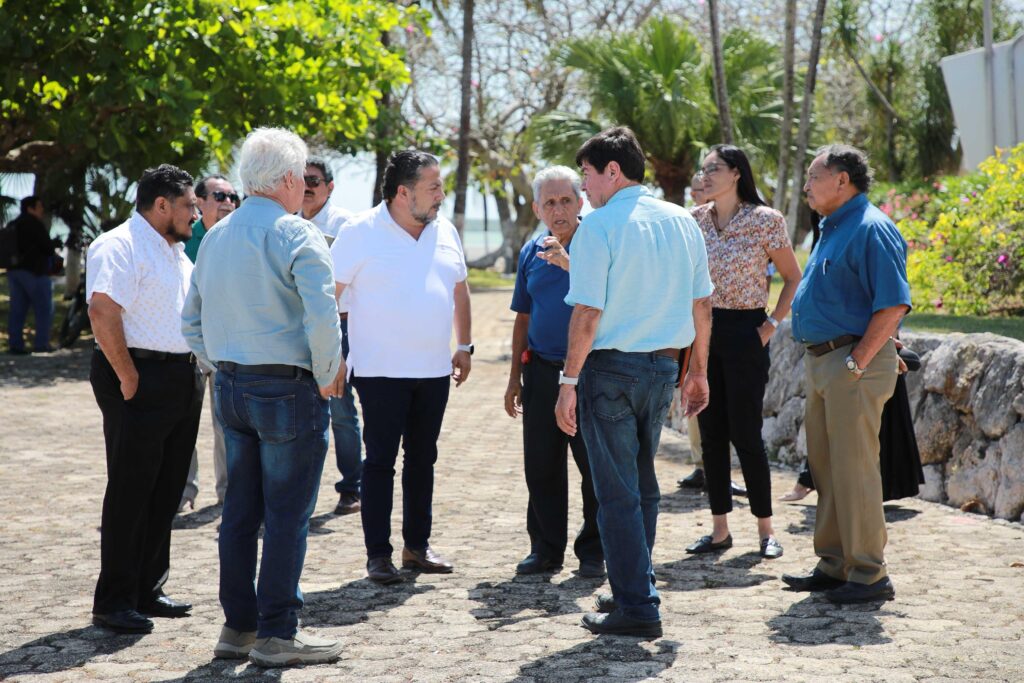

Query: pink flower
[945,255,954,262]
[874,33,884,42]
[880,203,893,217]
[910,212,918,219]
[962,197,970,204]
[998,254,1009,264]
[933,298,943,309]
[405,25,415,34]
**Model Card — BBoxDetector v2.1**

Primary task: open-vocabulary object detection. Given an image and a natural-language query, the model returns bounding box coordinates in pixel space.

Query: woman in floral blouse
[685,144,802,559]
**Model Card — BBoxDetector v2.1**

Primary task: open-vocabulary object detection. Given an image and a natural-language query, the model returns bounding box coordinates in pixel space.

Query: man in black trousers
[504,166,604,579]
[86,165,203,634]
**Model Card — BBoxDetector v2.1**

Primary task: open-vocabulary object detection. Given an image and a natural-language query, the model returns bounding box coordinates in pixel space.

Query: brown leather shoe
[401,546,453,573]
[366,557,402,585]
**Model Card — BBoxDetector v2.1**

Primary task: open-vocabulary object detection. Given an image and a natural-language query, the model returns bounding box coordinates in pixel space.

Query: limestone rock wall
[667,323,1024,522]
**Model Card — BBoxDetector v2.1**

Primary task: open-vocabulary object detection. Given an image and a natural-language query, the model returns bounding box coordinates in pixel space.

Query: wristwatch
[558,371,579,386]
[457,343,474,355]
[845,354,865,375]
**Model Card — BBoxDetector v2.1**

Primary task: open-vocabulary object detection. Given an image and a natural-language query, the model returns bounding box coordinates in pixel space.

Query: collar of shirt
[130,211,185,257]
[822,193,869,232]
[604,184,650,208]
[373,201,439,241]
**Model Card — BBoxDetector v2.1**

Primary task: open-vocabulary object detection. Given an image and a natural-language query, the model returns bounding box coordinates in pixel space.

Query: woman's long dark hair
[707,144,766,207]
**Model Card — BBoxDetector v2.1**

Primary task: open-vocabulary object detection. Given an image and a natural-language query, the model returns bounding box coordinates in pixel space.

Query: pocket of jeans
[242,393,296,443]
[587,369,637,422]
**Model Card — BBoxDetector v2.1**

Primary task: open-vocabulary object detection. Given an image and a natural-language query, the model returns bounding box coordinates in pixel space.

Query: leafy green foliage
[897,144,1024,315]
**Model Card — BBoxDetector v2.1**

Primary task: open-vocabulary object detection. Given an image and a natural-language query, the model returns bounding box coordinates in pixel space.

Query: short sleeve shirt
[331,202,468,378]
[86,213,193,353]
[692,203,789,310]
[510,232,573,361]
[308,202,355,312]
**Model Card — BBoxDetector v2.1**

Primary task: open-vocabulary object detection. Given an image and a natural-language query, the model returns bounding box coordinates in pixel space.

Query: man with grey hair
[783,144,911,605]
[182,127,345,666]
[505,165,603,578]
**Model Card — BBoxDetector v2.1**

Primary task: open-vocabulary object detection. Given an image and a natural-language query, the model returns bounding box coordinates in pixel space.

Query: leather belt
[339,312,349,321]
[128,348,194,363]
[655,347,681,360]
[217,361,311,378]
[805,335,861,357]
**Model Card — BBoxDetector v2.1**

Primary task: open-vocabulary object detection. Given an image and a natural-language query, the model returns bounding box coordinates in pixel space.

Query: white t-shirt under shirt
[86,212,193,353]
[307,201,355,313]
[331,202,468,379]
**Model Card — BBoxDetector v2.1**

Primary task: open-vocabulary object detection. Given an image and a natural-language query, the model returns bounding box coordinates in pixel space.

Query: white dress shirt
[331,202,468,379]
[86,212,193,353]
[308,201,355,313]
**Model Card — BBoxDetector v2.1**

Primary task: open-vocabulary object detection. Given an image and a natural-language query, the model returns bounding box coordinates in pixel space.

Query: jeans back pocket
[242,393,297,443]
[587,369,638,422]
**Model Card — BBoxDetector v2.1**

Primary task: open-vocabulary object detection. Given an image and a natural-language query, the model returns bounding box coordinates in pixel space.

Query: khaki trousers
[804,340,897,585]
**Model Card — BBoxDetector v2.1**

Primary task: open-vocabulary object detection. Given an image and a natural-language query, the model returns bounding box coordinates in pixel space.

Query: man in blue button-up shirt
[783,144,911,606]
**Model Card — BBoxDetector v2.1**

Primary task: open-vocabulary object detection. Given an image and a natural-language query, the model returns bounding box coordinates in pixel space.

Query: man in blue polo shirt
[505,166,603,580]
[783,144,911,605]
[556,127,714,638]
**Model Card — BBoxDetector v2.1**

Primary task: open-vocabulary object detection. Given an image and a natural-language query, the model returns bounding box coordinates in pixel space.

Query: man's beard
[164,221,192,244]
[410,200,441,226]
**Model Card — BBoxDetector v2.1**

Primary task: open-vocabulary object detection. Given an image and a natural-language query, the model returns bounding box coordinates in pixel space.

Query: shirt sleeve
[450,223,469,282]
[180,268,211,370]
[564,221,610,309]
[765,209,791,252]
[290,227,343,386]
[690,227,715,299]
[859,221,913,313]
[330,223,362,285]
[510,241,533,314]
[86,235,137,308]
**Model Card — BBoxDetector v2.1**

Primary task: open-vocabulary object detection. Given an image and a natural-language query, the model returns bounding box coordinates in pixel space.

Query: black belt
[532,353,564,368]
[806,335,861,357]
[217,361,311,378]
[128,348,195,363]
[655,347,681,360]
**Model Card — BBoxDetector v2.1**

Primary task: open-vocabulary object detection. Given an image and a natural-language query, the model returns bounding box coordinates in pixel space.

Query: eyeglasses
[694,163,724,180]
[209,191,240,204]
[304,175,328,188]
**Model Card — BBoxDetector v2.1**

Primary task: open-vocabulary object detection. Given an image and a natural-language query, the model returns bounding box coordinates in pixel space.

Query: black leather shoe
[677,468,705,489]
[730,481,748,497]
[825,577,895,604]
[139,594,192,618]
[515,553,562,575]
[401,546,454,573]
[577,559,606,579]
[781,568,845,592]
[367,557,403,585]
[92,610,154,634]
[759,536,783,559]
[685,534,733,554]
[595,593,617,614]
[581,611,662,638]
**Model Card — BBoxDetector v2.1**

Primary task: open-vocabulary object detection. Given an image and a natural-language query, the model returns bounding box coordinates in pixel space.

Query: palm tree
[774,0,797,212]
[452,0,475,239]
[708,0,735,144]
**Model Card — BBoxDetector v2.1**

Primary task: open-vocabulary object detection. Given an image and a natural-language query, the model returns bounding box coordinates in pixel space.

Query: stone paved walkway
[2,289,1023,682]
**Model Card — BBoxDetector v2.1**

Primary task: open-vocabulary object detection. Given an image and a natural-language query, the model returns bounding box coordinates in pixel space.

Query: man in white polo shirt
[300,157,362,517]
[331,150,472,585]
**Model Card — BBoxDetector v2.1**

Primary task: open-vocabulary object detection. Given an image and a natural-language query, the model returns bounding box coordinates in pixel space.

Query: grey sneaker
[213,625,257,659]
[248,630,342,667]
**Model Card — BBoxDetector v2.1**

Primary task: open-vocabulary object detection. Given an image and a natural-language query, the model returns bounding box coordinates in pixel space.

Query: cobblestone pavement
[2,289,1024,682]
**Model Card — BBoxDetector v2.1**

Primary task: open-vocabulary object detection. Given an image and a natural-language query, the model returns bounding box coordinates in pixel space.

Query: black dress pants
[521,356,602,563]
[90,349,203,614]
[698,308,774,518]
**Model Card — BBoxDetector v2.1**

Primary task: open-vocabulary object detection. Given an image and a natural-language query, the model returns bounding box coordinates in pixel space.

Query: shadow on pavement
[0,344,91,388]
[162,660,286,681]
[172,503,223,531]
[301,576,435,628]
[767,595,893,646]
[0,625,143,677]
[884,504,921,523]
[655,551,775,593]
[306,511,338,536]
[468,574,600,630]
[783,504,817,536]
[512,638,680,682]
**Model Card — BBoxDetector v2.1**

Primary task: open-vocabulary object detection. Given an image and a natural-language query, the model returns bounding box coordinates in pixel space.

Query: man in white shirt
[300,158,362,516]
[86,164,204,635]
[331,150,472,585]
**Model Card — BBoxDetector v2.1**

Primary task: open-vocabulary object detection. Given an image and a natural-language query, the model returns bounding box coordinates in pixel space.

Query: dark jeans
[578,349,678,623]
[7,269,53,351]
[698,308,774,519]
[354,375,450,559]
[332,318,362,494]
[90,348,202,614]
[215,366,330,639]
[521,356,602,563]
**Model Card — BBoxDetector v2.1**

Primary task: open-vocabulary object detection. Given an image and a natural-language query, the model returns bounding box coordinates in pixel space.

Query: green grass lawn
[468,267,515,290]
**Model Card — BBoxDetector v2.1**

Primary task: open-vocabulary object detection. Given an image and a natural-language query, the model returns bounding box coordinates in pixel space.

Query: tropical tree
[774,0,798,212]
[708,0,735,144]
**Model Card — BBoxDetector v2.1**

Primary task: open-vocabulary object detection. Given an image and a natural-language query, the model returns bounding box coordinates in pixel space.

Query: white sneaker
[213,625,257,659]
[248,630,342,667]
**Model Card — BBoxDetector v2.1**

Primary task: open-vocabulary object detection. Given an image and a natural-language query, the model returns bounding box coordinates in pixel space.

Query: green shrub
[897,143,1024,315]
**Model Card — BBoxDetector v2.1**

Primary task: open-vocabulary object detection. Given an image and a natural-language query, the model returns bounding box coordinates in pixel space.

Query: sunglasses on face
[304,175,327,188]
[209,191,240,204]
[695,163,724,179]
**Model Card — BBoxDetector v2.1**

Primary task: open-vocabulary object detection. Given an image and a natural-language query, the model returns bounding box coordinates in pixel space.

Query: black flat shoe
[825,577,895,604]
[677,468,705,489]
[581,611,662,638]
[685,534,733,554]
[92,610,154,634]
[139,594,192,618]
[759,536,783,559]
[781,568,845,592]
[595,593,617,614]
[515,553,562,575]
[577,559,606,578]
[367,557,403,585]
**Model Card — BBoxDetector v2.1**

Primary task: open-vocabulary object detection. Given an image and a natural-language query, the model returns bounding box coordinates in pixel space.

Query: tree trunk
[786,0,828,242]
[372,27,392,207]
[774,0,797,211]
[707,0,734,145]
[452,0,475,239]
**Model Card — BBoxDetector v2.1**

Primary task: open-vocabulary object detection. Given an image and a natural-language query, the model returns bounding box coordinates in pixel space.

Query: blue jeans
[332,318,362,494]
[578,350,678,622]
[214,367,329,639]
[7,269,53,351]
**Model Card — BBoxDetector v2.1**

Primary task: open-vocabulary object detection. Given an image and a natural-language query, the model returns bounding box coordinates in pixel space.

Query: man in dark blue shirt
[505,166,603,579]
[783,145,911,605]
